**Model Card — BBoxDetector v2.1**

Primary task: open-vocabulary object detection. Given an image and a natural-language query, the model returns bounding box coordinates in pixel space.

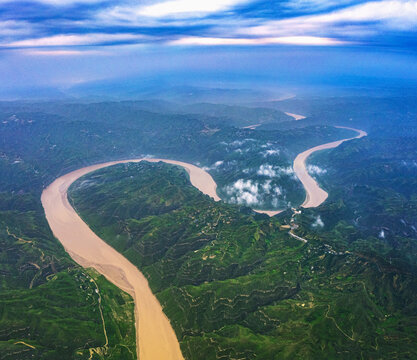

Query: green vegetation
[2,97,416,358]
[69,162,417,359]
[302,130,417,270]
[0,100,355,210]
[0,100,353,359]
[256,95,417,133]
[166,102,294,127]
[0,192,136,359]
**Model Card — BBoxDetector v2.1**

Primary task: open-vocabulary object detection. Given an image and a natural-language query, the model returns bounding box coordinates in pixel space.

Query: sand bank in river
[285,112,306,121]
[252,209,284,216]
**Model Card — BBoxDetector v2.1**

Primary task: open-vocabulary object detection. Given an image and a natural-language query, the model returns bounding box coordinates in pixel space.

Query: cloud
[226,179,261,205]
[257,164,295,178]
[0,0,416,93]
[0,20,34,37]
[95,0,251,25]
[278,166,295,175]
[261,180,282,195]
[241,0,417,40]
[170,35,347,46]
[285,0,360,11]
[1,0,415,56]
[0,0,106,4]
[262,179,272,192]
[261,142,273,148]
[230,139,255,146]
[202,160,224,171]
[4,33,149,48]
[307,164,327,175]
[225,178,284,207]
[312,215,324,227]
[22,49,105,56]
[262,149,280,157]
[257,164,277,177]
[137,0,251,18]
[311,0,417,30]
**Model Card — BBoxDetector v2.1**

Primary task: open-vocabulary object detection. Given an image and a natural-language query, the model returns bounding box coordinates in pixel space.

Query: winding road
[41,126,366,359]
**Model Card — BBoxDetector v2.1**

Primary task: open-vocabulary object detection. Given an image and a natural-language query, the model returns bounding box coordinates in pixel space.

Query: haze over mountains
[1,0,417,100]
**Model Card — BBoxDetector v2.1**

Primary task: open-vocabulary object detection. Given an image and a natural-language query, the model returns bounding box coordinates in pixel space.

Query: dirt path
[42,158,222,360]
[293,127,367,208]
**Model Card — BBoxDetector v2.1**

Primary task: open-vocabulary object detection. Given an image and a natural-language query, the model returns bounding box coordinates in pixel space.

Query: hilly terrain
[300,125,417,271]
[0,191,136,359]
[69,161,417,359]
[1,96,416,359]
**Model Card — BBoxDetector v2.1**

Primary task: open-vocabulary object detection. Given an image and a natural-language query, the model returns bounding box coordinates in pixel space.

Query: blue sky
[1,0,417,95]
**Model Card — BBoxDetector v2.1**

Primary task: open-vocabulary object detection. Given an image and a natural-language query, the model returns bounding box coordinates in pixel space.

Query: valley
[41,125,369,358]
[1,97,416,359]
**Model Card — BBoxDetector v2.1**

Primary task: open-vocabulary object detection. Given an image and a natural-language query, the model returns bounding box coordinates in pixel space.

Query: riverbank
[293,127,367,208]
[42,159,211,360]
[41,127,367,357]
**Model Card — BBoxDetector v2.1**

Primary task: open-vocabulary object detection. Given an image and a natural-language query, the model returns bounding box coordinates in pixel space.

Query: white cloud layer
[22,49,105,56]
[262,149,280,157]
[2,0,416,53]
[307,164,327,175]
[312,215,324,227]
[241,0,417,40]
[4,33,148,47]
[138,0,250,18]
[225,178,284,206]
[202,160,224,171]
[96,0,250,24]
[170,35,347,46]
[0,0,106,4]
[257,164,295,178]
[226,179,262,205]
[285,0,358,11]
[257,164,277,177]
[0,20,34,37]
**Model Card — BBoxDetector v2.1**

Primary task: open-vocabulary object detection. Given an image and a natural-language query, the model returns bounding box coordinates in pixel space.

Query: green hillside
[0,192,136,359]
[69,162,417,359]
[302,130,417,270]
[1,97,416,358]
